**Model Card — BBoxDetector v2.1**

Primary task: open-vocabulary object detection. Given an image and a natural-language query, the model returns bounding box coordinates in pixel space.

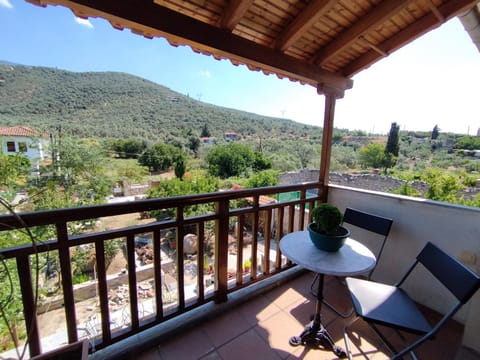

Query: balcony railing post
[214,199,229,303]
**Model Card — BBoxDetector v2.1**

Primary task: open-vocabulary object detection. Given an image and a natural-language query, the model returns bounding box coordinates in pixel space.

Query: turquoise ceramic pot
[307,223,350,252]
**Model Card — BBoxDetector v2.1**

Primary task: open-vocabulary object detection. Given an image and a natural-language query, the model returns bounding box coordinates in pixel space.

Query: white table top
[280,231,376,276]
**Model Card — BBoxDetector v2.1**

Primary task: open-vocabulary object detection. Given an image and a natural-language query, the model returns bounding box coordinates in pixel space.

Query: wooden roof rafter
[217,0,254,30]
[275,0,337,51]
[312,0,413,66]
[342,0,478,76]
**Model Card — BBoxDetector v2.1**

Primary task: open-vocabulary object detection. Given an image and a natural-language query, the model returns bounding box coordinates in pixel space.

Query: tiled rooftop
[116,271,479,360]
[0,125,40,136]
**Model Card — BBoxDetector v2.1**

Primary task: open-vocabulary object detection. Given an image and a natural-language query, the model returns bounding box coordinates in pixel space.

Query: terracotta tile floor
[132,272,475,360]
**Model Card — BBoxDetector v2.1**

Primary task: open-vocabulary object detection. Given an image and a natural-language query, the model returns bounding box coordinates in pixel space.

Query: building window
[6,141,16,152]
[18,142,27,152]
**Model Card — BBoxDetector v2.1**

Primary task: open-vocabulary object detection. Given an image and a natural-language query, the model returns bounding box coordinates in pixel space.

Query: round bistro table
[280,231,376,358]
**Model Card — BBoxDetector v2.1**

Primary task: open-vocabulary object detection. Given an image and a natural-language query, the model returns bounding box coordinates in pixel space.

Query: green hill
[0,62,321,142]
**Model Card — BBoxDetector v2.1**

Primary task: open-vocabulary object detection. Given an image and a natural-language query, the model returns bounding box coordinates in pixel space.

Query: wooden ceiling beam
[313,0,412,66]
[275,0,337,52]
[40,0,352,93]
[217,0,253,31]
[341,0,479,76]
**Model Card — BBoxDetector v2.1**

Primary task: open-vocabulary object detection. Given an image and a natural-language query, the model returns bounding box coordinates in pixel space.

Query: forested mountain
[0,62,321,142]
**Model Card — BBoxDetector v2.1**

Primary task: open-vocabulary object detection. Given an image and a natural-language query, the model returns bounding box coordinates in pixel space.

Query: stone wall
[279,169,479,200]
[37,260,175,313]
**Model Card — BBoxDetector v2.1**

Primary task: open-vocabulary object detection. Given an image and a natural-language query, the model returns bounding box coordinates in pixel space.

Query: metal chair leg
[343,315,360,360]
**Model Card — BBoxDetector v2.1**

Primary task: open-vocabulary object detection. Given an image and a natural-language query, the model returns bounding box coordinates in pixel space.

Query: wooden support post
[318,91,337,203]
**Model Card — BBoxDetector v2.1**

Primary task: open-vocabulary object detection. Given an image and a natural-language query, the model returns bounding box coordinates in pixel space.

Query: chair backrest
[417,242,480,304]
[342,207,393,278]
[391,241,480,358]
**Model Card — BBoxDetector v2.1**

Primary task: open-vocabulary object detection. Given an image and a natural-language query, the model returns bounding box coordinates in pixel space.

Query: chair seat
[345,277,432,334]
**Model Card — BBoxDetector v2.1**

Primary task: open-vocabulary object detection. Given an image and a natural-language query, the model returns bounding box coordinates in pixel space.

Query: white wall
[1,135,46,162]
[328,184,480,351]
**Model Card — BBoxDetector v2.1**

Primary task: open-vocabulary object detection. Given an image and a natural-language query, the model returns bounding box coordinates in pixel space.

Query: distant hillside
[0,62,321,142]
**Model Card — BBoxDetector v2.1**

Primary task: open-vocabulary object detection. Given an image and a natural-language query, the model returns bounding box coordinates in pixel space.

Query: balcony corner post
[318,89,338,203]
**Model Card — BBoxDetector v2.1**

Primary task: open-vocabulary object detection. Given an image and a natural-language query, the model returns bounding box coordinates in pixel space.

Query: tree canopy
[358,143,385,169]
[138,143,185,172]
[147,174,220,219]
[107,139,147,158]
[0,154,30,189]
[205,143,271,179]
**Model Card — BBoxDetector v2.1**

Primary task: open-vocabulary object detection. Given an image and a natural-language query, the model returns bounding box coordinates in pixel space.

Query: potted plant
[243,258,251,273]
[307,203,350,252]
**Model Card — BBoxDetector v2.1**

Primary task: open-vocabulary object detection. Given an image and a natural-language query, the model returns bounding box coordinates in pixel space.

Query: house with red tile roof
[223,132,238,141]
[0,126,51,169]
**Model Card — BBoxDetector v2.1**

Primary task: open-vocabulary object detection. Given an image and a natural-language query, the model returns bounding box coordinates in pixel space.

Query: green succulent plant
[311,203,343,235]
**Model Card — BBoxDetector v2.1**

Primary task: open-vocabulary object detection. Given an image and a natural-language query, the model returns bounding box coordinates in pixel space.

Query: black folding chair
[312,208,393,316]
[342,208,393,279]
[344,241,480,360]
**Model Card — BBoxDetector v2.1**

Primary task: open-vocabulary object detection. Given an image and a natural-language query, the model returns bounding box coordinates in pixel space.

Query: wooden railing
[0,182,324,357]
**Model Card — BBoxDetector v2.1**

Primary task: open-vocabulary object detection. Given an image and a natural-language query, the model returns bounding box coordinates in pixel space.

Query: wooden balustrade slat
[276,207,284,268]
[176,207,185,310]
[95,239,111,344]
[215,200,229,303]
[56,223,78,344]
[153,229,163,320]
[288,205,295,233]
[236,215,244,285]
[251,196,259,281]
[197,222,205,302]
[263,209,272,274]
[16,254,41,357]
[126,235,139,329]
[299,189,306,230]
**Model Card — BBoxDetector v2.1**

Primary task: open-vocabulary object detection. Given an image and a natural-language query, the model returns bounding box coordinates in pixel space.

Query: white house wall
[1,135,46,162]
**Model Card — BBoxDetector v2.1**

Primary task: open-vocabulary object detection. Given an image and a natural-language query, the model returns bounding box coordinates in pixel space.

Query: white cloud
[74,17,94,29]
[198,70,211,79]
[0,0,13,9]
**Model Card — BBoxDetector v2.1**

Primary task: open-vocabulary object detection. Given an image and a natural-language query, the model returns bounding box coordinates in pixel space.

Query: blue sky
[1,0,479,135]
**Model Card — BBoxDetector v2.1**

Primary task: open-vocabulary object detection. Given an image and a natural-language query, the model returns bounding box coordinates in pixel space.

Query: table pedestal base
[289,320,347,358]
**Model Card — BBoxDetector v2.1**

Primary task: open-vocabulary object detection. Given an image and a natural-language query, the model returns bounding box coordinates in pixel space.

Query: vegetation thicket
[138,143,186,172]
[0,64,319,144]
[205,142,272,178]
